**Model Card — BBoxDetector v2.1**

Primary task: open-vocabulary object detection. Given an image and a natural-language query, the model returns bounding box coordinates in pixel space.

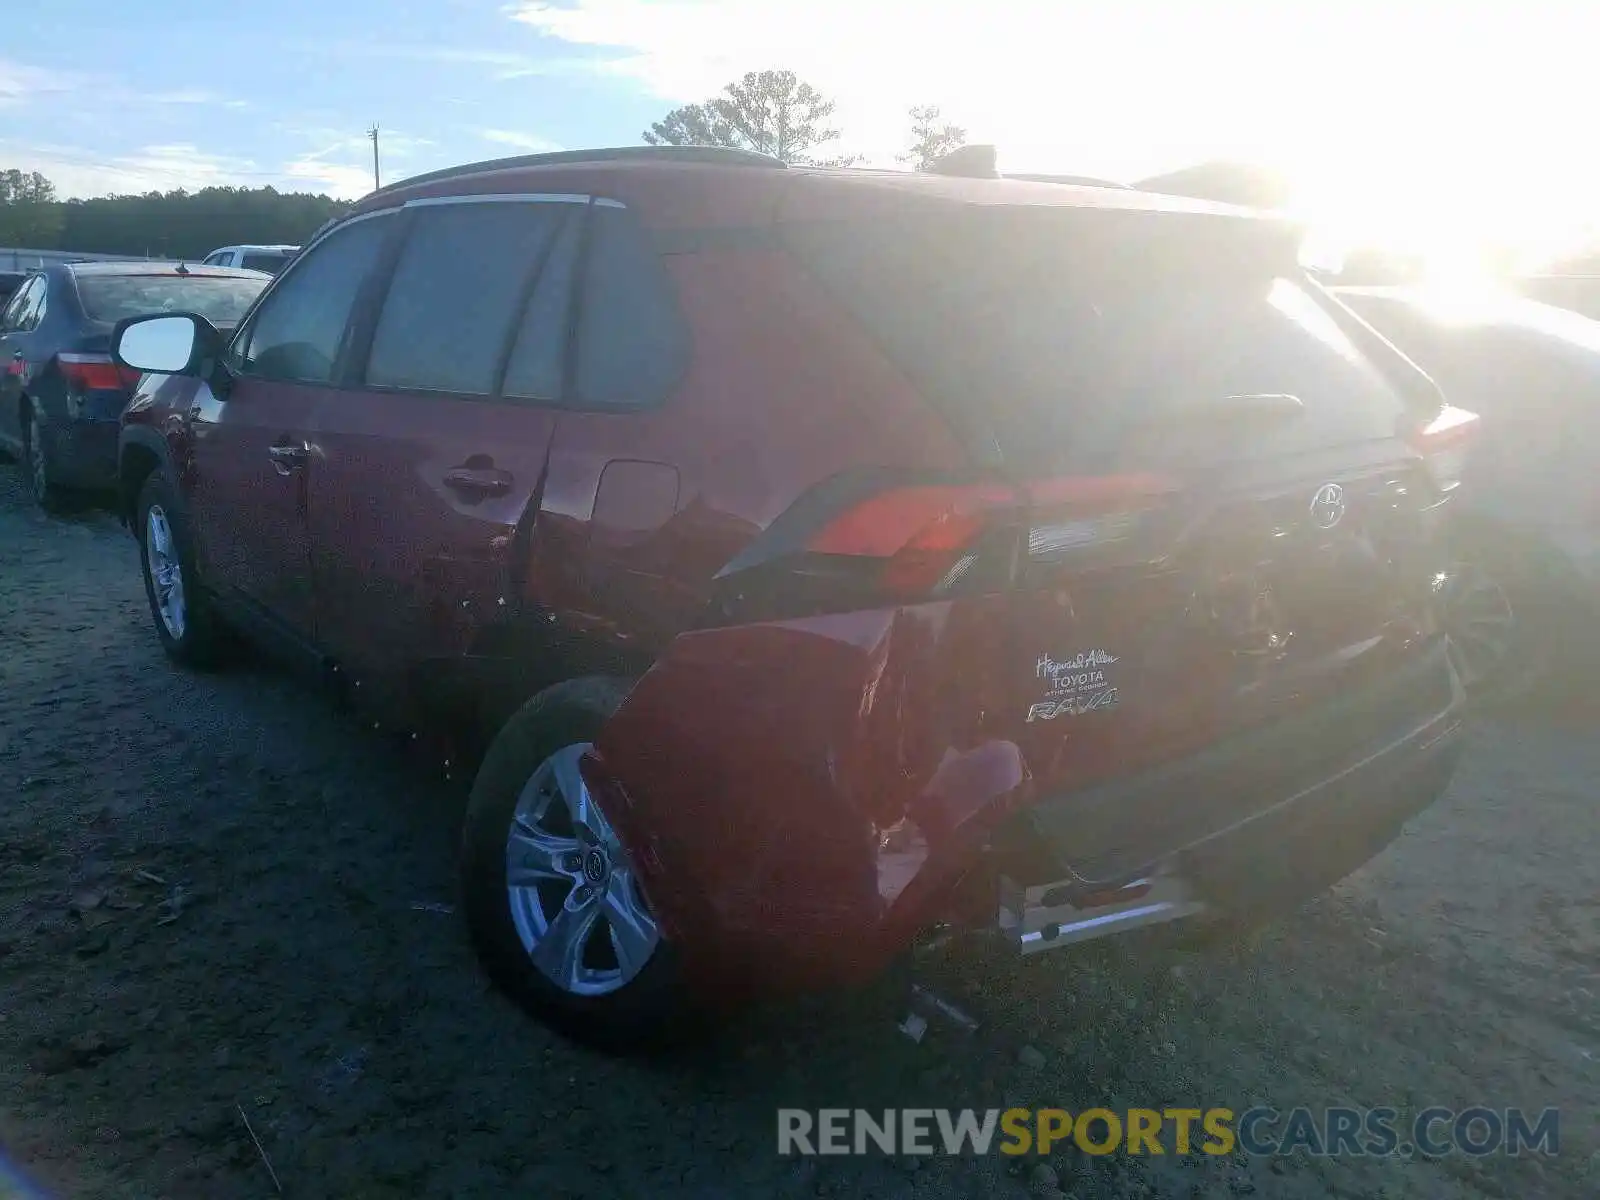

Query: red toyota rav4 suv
[111,146,1473,1049]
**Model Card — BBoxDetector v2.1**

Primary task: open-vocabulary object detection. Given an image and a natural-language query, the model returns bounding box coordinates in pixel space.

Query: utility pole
[368,124,381,191]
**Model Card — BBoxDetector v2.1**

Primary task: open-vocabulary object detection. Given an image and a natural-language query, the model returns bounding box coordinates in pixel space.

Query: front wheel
[135,470,226,668]
[460,678,689,1052]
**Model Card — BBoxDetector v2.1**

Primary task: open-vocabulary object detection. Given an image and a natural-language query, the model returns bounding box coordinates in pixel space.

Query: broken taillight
[1023,474,1177,567]
[805,482,1021,597]
[802,473,1177,599]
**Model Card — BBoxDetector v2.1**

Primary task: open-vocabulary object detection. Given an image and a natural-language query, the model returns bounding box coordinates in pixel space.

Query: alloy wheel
[145,505,187,641]
[504,742,659,997]
[1442,561,1517,693]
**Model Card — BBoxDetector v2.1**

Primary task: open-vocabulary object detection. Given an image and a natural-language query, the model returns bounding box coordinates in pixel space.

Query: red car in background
[111,146,1471,1049]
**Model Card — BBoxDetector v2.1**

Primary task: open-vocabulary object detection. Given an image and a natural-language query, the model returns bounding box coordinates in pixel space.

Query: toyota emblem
[1309,483,1347,530]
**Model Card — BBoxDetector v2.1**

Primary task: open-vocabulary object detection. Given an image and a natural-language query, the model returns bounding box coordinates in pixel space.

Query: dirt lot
[0,462,1596,1200]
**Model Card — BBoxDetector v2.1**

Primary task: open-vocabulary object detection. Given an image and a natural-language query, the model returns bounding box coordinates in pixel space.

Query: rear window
[76,273,269,327]
[784,211,1416,472]
[242,252,291,274]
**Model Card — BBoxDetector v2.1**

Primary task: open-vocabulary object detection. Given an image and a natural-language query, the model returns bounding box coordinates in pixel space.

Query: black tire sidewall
[134,470,219,667]
[1447,518,1564,712]
[460,677,687,1051]
[23,404,64,512]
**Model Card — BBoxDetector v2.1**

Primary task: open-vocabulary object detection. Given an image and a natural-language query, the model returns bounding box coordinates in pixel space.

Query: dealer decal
[1027,650,1121,722]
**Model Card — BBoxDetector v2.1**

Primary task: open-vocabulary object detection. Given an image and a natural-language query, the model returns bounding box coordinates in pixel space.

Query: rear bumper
[996,644,1466,948]
[593,628,1465,1000]
[44,417,119,489]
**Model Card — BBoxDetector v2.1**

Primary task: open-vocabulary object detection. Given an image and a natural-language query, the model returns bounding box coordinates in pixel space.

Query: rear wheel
[23,404,68,513]
[1442,519,1567,711]
[460,678,688,1052]
[135,470,226,668]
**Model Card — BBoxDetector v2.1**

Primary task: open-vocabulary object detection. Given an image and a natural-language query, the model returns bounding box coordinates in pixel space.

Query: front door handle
[267,442,308,477]
[444,466,513,498]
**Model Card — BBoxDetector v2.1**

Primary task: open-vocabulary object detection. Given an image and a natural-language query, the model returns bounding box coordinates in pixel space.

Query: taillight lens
[801,473,1178,599]
[1408,404,1480,494]
[59,353,141,394]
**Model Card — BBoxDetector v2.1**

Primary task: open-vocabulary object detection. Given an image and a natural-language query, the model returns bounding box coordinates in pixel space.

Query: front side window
[365,201,573,395]
[235,214,394,384]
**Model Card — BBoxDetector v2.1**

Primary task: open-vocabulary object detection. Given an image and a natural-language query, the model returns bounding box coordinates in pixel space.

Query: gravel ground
[0,461,1596,1200]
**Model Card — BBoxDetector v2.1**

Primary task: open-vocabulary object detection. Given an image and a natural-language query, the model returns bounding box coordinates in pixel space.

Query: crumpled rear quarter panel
[588,600,1029,995]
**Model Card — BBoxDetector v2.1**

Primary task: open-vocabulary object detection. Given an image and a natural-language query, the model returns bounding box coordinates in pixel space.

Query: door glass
[571,205,689,409]
[502,211,582,401]
[365,201,569,395]
[236,215,394,384]
[15,277,47,331]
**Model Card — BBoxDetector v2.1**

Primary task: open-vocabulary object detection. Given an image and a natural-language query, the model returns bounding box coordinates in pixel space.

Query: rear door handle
[267,442,308,476]
[444,466,513,497]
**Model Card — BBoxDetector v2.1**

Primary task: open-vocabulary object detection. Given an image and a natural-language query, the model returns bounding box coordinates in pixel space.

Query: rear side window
[784,212,1414,472]
[237,213,393,384]
[366,202,570,395]
[571,205,689,409]
[76,274,269,326]
[1,275,42,331]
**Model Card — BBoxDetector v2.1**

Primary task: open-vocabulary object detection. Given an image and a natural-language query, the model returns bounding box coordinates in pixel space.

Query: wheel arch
[424,613,657,764]
[117,427,171,530]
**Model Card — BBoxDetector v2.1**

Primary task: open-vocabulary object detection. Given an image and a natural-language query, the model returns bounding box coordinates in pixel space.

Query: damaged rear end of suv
[568,171,1472,1044]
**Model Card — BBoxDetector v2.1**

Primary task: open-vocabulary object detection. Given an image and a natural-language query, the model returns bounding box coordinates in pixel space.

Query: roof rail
[1005,172,1131,189]
[370,145,787,198]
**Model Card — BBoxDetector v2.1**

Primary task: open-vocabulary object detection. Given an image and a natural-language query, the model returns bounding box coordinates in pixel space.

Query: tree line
[0,168,351,259]
[1,71,965,256]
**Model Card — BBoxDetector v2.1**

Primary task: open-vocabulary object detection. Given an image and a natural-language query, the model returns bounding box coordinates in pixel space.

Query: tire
[22,403,69,513]
[1443,518,1568,713]
[135,470,226,668]
[460,677,689,1052]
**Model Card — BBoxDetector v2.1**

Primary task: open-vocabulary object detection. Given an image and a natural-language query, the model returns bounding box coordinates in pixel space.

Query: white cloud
[280,157,378,199]
[0,58,246,113]
[147,88,228,105]
[478,129,563,152]
[278,129,439,199]
[0,59,83,108]
[287,39,590,81]
[0,141,268,198]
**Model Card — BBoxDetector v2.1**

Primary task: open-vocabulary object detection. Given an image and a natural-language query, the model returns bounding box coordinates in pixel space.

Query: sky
[5,0,1600,266]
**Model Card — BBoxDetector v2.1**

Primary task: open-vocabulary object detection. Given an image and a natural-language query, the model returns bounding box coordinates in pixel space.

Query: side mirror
[111,312,221,376]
